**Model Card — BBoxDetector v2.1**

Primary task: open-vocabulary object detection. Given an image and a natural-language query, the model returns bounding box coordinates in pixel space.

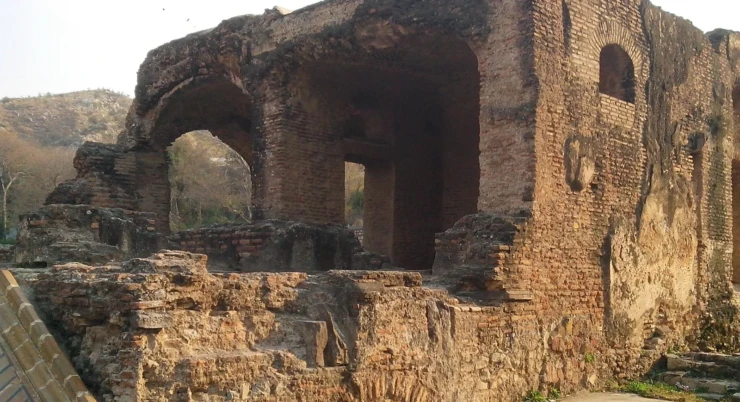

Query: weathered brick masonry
[13,0,740,400]
[171,220,381,272]
[14,205,164,266]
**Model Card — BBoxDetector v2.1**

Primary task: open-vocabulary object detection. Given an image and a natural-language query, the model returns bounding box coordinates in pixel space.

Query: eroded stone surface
[13,0,740,400]
[14,205,166,266]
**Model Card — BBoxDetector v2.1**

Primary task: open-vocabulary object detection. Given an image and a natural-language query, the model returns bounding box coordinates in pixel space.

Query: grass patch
[523,390,548,402]
[522,388,562,402]
[0,238,15,245]
[616,380,730,401]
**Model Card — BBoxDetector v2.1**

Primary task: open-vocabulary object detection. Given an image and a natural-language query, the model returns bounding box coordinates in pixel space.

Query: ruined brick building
[6,0,740,400]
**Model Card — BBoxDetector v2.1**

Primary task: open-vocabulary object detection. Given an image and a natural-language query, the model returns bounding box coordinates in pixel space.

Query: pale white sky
[0,0,737,99]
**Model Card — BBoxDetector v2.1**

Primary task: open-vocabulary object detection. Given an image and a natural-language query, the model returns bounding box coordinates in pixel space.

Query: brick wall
[530,0,739,364]
[732,161,740,284]
[46,142,136,210]
[475,0,538,216]
[170,221,363,272]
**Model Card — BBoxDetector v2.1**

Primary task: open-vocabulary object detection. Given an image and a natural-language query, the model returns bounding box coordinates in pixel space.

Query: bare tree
[0,166,23,238]
[0,129,76,238]
[0,129,31,238]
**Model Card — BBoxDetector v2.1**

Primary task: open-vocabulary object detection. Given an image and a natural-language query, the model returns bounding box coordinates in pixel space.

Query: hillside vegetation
[0,90,130,147]
[168,131,253,231]
[0,89,129,238]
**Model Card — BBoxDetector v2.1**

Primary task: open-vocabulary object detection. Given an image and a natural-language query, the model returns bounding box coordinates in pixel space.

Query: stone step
[682,352,740,369]
[666,354,740,379]
[660,371,740,395]
[695,393,729,401]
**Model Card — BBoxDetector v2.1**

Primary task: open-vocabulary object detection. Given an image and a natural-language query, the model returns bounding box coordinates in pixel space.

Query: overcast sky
[0,0,738,99]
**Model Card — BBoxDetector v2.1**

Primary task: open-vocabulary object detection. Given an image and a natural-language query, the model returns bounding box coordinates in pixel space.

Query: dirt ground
[564,393,661,401]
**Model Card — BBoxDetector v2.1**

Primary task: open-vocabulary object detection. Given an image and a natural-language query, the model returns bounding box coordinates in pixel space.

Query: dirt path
[564,393,661,401]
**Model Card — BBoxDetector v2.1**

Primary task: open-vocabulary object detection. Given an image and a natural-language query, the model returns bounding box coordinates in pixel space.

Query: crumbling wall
[14,205,165,266]
[18,0,740,400]
[46,142,135,210]
[29,251,610,402]
[433,214,531,301]
[639,3,739,352]
[46,142,171,233]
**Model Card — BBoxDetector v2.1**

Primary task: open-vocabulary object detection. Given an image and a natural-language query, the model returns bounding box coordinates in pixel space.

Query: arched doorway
[299,31,481,269]
[135,77,256,233]
[168,131,252,232]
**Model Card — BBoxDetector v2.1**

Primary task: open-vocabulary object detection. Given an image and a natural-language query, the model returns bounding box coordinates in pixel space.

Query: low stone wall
[15,204,166,266]
[170,221,382,272]
[24,250,665,402]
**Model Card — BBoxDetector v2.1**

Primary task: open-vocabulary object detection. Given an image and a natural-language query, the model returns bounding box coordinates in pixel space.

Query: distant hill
[0,90,131,147]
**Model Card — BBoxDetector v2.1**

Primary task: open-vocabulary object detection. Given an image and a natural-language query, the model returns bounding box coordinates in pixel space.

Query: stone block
[296,320,328,368]
[666,354,691,370]
[130,311,174,329]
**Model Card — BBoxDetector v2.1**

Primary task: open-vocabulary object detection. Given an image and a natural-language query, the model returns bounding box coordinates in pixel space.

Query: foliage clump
[168,131,252,231]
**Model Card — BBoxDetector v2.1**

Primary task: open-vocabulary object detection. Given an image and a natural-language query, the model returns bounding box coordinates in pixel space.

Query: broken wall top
[121,0,495,150]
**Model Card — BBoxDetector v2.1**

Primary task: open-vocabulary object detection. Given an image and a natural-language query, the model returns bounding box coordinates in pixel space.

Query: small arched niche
[599,44,636,103]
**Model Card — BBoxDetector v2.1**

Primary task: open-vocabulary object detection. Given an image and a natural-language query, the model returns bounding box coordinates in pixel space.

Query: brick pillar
[132,151,171,234]
[363,160,394,257]
[258,85,345,224]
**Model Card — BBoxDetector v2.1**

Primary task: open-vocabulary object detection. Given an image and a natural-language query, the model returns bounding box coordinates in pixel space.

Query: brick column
[131,151,171,234]
[257,84,345,225]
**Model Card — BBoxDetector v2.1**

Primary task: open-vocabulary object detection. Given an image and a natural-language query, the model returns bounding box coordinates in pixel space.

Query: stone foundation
[25,251,627,402]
